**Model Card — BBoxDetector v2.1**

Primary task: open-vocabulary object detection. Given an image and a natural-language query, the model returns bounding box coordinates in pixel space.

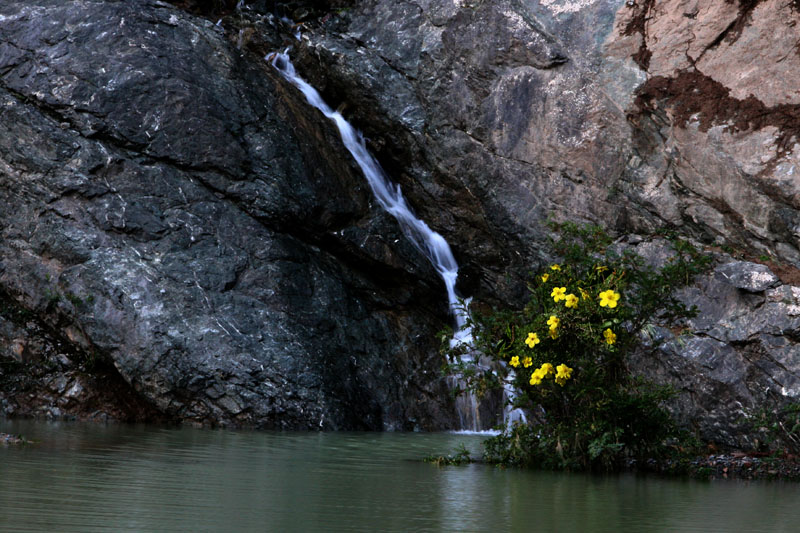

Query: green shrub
[746,402,800,455]
[448,221,711,471]
[424,444,473,466]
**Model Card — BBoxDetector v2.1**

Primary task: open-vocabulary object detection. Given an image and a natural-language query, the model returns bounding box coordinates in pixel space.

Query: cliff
[1,0,799,446]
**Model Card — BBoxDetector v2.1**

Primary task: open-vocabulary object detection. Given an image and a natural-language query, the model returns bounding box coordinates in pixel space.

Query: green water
[0,420,797,532]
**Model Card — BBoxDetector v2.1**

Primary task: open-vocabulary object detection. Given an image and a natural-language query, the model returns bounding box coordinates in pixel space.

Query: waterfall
[271,53,472,337]
[271,51,518,431]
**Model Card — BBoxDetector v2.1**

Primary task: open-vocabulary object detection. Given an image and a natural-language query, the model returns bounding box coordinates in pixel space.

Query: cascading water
[271,50,517,431]
[270,53,470,333]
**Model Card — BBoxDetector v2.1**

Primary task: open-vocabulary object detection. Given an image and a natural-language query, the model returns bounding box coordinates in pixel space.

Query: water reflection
[1,420,798,532]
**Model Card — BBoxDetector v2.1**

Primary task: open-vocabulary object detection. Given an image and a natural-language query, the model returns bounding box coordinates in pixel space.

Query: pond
[1,419,798,532]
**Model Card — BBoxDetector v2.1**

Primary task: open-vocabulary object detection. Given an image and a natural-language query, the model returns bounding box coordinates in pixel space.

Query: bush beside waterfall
[444,222,712,471]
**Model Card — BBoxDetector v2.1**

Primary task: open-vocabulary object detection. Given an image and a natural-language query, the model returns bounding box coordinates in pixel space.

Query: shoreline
[430,446,800,482]
[638,453,800,482]
[5,421,799,481]
[0,432,25,445]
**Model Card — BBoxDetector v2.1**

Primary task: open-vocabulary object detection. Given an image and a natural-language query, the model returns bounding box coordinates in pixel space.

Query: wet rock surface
[0,0,455,430]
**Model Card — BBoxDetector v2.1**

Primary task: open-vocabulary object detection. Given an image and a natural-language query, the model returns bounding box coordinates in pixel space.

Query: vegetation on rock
[445,222,712,471]
[745,401,800,457]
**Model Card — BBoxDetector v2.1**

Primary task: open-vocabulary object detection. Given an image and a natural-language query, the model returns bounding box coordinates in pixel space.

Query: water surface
[1,420,797,532]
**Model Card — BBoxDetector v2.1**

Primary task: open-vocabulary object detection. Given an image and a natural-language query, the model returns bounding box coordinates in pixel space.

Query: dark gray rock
[0,0,457,430]
[3,0,799,447]
[629,261,800,449]
[0,287,161,422]
[715,262,781,293]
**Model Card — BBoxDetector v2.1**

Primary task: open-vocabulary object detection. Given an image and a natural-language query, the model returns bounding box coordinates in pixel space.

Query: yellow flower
[525,332,540,348]
[540,363,555,376]
[522,356,533,368]
[595,265,608,273]
[549,329,558,339]
[603,328,616,345]
[555,364,573,386]
[529,368,545,386]
[547,315,560,331]
[510,356,520,367]
[599,289,621,308]
[550,264,561,271]
[551,287,567,302]
[578,287,590,300]
[564,294,578,308]
[541,273,549,283]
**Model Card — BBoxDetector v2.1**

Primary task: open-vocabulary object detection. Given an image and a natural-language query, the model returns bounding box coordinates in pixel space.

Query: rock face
[291,0,800,288]
[0,0,456,430]
[284,0,800,444]
[630,260,800,449]
[1,0,799,445]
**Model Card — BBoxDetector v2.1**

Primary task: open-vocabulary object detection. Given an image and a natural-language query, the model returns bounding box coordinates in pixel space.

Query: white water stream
[271,51,521,430]
[271,52,472,344]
